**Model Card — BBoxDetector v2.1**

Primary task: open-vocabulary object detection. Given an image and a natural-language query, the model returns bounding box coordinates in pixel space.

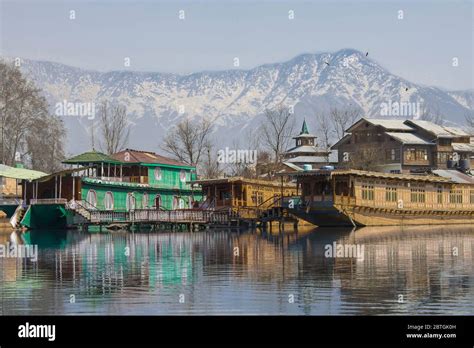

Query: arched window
[172,196,178,210]
[104,191,114,210]
[154,167,162,181]
[86,189,97,207]
[179,170,187,183]
[126,193,136,211]
[142,192,149,209]
[154,195,161,209]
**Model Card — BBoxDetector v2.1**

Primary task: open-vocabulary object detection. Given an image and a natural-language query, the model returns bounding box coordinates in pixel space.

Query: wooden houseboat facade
[20,149,202,229]
[287,169,474,226]
[190,177,297,219]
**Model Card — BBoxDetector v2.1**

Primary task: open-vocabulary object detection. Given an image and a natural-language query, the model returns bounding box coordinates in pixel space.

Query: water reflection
[0,225,473,315]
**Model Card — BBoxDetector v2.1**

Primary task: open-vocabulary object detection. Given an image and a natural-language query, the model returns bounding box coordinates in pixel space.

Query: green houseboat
[20,149,202,229]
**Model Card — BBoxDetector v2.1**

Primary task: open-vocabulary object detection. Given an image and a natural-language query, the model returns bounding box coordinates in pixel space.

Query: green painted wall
[147,165,196,190]
[81,179,201,211]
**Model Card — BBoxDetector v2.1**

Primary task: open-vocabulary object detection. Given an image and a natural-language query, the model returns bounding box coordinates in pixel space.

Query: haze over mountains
[11,48,474,154]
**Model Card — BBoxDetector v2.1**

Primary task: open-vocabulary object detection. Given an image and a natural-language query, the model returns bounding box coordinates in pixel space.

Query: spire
[300,119,309,135]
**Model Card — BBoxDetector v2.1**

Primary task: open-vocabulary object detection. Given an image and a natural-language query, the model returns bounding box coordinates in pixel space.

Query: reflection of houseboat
[287,169,474,226]
[20,149,201,229]
[190,177,297,219]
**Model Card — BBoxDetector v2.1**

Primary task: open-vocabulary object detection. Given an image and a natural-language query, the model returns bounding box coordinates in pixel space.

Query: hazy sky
[1,0,472,90]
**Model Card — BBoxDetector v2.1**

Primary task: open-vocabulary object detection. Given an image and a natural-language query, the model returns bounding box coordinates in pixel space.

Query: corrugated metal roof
[385,132,435,145]
[286,156,330,163]
[284,145,327,154]
[452,143,474,152]
[63,151,120,164]
[0,164,47,181]
[407,120,471,138]
[347,118,414,132]
[111,149,193,167]
[281,162,304,171]
[432,169,474,184]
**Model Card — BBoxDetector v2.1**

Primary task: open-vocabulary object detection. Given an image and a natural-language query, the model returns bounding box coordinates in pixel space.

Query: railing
[30,198,68,205]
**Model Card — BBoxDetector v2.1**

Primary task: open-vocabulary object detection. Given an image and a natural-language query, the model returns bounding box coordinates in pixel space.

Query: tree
[161,118,213,166]
[98,101,130,154]
[0,60,66,172]
[329,107,361,140]
[345,147,382,171]
[200,141,223,179]
[260,105,295,163]
[316,112,332,162]
[464,111,474,132]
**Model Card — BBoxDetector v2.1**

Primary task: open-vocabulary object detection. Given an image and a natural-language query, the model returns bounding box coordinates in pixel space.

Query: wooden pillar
[108,163,110,178]
[54,176,58,199]
[101,162,104,178]
[72,177,76,200]
[59,175,62,199]
[120,164,123,180]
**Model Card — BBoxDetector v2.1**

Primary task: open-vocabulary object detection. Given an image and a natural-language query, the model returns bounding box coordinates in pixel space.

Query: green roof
[0,164,47,181]
[300,119,309,135]
[63,151,120,164]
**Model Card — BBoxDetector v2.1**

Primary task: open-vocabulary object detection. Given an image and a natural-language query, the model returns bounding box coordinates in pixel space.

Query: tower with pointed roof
[282,119,331,167]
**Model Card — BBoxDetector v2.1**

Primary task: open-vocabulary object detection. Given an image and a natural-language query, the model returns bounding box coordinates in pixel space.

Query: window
[405,148,427,161]
[126,193,136,211]
[154,195,161,209]
[179,170,187,183]
[86,190,97,207]
[154,167,162,181]
[362,185,374,200]
[142,192,149,209]
[104,192,114,210]
[437,186,443,204]
[410,188,425,203]
[385,187,397,202]
[449,190,463,204]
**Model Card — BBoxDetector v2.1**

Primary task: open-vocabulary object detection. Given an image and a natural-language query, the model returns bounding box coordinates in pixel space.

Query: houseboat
[19,149,202,229]
[286,168,474,226]
[190,177,297,219]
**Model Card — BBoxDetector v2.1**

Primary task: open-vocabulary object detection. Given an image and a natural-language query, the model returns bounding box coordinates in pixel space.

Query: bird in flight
[405,87,409,91]
[365,52,369,56]
[324,61,330,66]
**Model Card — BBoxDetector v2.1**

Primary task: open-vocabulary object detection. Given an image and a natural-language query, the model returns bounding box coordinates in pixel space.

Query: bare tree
[98,101,130,154]
[161,117,213,166]
[0,60,66,172]
[344,147,382,171]
[200,141,223,179]
[260,105,295,163]
[330,107,361,140]
[316,112,332,162]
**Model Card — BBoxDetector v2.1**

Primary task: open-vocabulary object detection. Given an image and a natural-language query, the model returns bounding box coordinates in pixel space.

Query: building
[26,149,201,211]
[331,118,474,173]
[190,177,297,218]
[281,120,334,171]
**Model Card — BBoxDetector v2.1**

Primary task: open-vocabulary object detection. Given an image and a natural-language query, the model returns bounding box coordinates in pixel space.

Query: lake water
[1,225,473,315]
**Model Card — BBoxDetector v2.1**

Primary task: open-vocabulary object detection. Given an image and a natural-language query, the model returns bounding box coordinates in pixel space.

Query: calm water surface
[1,225,473,315]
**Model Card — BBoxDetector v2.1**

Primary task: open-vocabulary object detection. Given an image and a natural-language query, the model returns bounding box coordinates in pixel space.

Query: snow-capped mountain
[11,48,474,154]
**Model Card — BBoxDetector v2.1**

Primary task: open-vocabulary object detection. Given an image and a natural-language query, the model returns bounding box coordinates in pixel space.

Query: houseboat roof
[63,151,121,165]
[432,169,474,184]
[190,176,296,188]
[405,120,470,138]
[452,143,474,152]
[111,149,193,168]
[0,164,47,181]
[288,169,452,183]
[33,166,94,183]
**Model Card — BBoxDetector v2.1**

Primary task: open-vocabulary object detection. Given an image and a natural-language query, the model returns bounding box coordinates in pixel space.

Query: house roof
[330,134,352,149]
[452,143,474,152]
[385,132,435,145]
[286,156,331,164]
[189,176,296,188]
[0,164,47,181]
[284,145,328,154]
[432,169,474,184]
[111,149,193,168]
[346,118,414,132]
[405,120,471,138]
[63,151,120,164]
